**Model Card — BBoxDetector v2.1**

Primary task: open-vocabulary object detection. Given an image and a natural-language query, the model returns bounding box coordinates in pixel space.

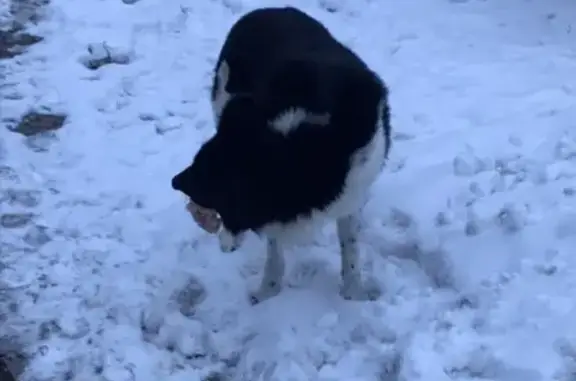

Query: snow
[1,0,575,380]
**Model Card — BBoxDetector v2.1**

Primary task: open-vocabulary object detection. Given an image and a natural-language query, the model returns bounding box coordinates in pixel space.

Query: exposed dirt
[0,28,42,60]
[1,0,51,378]
[8,111,67,136]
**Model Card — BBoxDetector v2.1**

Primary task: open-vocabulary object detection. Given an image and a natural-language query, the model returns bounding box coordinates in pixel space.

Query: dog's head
[172,95,275,252]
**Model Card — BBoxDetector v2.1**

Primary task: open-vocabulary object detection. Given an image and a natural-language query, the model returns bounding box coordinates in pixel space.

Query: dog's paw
[248,283,282,305]
[340,277,381,301]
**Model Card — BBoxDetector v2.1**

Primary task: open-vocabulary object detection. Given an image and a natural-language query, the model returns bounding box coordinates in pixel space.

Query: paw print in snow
[453,149,488,177]
[494,203,527,234]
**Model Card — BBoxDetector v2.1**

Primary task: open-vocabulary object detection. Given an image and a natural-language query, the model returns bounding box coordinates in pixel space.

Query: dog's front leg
[250,238,285,304]
[337,213,364,300]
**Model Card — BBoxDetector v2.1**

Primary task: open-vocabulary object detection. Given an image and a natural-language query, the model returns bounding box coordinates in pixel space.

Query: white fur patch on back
[212,60,232,123]
[269,107,330,135]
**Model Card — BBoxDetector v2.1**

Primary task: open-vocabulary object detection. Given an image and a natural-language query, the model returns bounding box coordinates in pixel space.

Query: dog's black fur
[171,6,391,302]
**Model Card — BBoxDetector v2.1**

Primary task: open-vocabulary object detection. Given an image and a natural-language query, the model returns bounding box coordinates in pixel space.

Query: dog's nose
[171,175,181,191]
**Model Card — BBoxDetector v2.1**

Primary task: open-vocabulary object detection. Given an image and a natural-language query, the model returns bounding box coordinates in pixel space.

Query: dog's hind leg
[250,238,285,304]
[337,212,365,300]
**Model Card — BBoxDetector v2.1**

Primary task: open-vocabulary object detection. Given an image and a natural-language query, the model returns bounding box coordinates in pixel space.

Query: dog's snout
[171,174,182,191]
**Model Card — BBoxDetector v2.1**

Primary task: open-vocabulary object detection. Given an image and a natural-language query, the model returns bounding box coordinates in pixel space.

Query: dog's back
[212,7,369,102]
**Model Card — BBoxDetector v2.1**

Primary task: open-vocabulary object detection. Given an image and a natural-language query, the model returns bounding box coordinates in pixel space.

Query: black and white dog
[171,6,391,304]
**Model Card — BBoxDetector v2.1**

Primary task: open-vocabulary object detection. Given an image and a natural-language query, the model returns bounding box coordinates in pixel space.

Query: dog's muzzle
[186,200,222,234]
[185,199,245,253]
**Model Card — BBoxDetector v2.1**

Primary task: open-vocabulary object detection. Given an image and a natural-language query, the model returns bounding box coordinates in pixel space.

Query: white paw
[249,283,282,305]
[340,277,380,301]
[218,229,245,253]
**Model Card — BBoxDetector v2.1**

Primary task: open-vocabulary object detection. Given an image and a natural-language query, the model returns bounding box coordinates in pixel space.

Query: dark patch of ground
[0,360,15,381]
[1,0,51,378]
[0,27,42,60]
[8,111,67,136]
[0,352,25,381]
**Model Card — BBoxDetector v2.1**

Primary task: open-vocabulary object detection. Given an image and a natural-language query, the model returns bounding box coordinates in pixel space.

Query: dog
[171,6,391,304]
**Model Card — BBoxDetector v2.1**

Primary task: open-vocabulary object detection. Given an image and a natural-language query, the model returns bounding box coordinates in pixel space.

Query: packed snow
[1,0,575,380]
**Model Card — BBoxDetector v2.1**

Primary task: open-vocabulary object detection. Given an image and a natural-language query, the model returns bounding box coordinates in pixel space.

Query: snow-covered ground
[1,0,576,380]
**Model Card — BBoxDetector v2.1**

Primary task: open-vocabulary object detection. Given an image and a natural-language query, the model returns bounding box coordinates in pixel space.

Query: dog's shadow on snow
[143,209,458,333]
[139,202,458,338]
[138,209,463,381]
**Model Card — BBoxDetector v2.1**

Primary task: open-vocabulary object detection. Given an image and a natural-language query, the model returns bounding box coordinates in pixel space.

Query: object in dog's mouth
[186,200,222,234]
